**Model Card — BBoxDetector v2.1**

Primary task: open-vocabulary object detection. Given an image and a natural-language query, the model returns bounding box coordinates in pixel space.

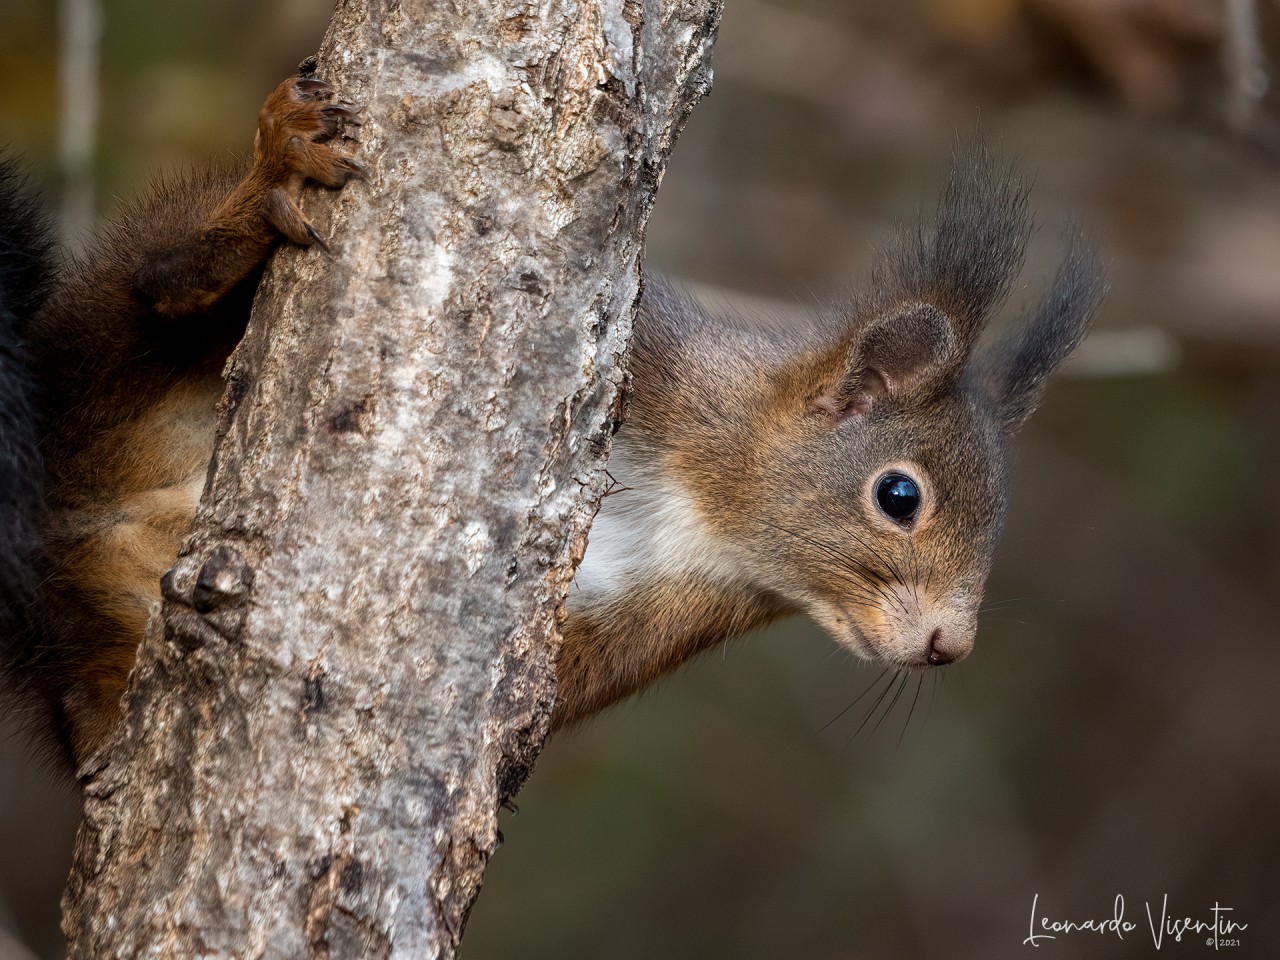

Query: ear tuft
[981,228,1106,430]
[843,136,1033,359]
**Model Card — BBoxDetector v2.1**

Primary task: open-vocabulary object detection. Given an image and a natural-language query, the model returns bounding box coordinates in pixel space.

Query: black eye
[875,472,921,524]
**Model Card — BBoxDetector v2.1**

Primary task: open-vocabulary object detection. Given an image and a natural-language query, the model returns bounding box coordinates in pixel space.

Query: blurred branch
[1066,326,1182,377]
[1223,0,1269,133]
[685,279,1183,377]
[57,0,102,248]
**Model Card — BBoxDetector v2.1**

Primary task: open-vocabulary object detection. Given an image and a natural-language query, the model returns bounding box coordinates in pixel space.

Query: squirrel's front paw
[255,75,364,248]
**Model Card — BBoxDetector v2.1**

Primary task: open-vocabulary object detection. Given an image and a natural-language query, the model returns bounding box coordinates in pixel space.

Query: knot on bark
[160,546,256,650]
[193,546,254,612]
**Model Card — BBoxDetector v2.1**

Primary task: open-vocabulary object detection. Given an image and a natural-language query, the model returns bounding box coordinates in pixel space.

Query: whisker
[847,670,900,745]
[873,672,910,736]
[840,525,914,601]
[977,597,1038,613]
[981,597,1068,617]
[754,517,907,615]
[898,673,924,745]
[820,667,888,732]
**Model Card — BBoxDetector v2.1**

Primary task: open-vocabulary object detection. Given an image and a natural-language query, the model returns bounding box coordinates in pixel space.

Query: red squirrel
[0,74,1103,769]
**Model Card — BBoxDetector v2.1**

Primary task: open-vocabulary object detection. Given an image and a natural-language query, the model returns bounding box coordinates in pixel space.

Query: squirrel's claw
[337,157,368,181]
[304,222,331,253]
[293,77,333,99]
[322,103,362,124]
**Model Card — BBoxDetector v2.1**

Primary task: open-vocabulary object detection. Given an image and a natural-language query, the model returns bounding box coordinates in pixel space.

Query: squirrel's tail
[0,160,54,632]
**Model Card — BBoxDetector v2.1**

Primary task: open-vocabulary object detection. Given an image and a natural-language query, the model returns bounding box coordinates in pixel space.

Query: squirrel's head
[672,143,1104,671]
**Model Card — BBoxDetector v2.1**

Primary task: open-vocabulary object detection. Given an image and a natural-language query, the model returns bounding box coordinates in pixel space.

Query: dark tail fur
[0,160,54,634]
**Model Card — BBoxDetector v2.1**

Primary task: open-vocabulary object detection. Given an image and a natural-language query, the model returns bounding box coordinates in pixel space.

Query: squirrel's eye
[875,472,921,525]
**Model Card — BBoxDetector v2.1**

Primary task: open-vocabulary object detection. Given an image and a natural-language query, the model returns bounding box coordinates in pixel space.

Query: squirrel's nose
[925,627,969,666]
[926,629,950,665]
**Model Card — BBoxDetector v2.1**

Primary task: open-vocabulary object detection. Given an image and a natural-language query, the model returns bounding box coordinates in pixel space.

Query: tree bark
[61,1,720,956]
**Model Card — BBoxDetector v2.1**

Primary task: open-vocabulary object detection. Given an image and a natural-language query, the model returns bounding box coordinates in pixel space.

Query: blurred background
[3,0,1280,957]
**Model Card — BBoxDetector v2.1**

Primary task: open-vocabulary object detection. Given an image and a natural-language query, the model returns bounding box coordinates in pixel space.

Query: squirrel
[558,170,1104,725]
[0,73,1103,771]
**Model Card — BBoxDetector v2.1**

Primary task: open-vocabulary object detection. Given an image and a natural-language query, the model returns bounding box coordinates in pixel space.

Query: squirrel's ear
[813,303,958,420]
[981,231,1105,430]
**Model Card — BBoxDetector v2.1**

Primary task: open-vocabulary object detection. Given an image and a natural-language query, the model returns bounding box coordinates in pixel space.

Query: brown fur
[16,76,361,765]
[558,576,789,726]
[11,94,1101,770]
[556,151,1103,727]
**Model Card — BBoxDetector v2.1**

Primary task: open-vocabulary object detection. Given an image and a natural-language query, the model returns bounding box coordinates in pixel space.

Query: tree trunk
[61,1,720,956]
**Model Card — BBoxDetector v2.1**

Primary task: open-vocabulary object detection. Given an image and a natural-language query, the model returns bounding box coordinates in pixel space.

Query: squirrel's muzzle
[813,587,977,669]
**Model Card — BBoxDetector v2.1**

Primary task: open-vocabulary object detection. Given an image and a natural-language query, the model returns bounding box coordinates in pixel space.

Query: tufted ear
[812,303,958,420]
[815,138,1035,421]
[981,231,1105,430]
[847,139,1033,356]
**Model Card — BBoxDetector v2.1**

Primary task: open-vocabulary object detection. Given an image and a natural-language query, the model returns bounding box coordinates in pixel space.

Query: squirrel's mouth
[808,605,879,661]
[839,622,875,659]
[809,598,971,669]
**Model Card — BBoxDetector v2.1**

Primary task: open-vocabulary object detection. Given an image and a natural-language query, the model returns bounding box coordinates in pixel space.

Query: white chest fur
[572,435,746,602]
